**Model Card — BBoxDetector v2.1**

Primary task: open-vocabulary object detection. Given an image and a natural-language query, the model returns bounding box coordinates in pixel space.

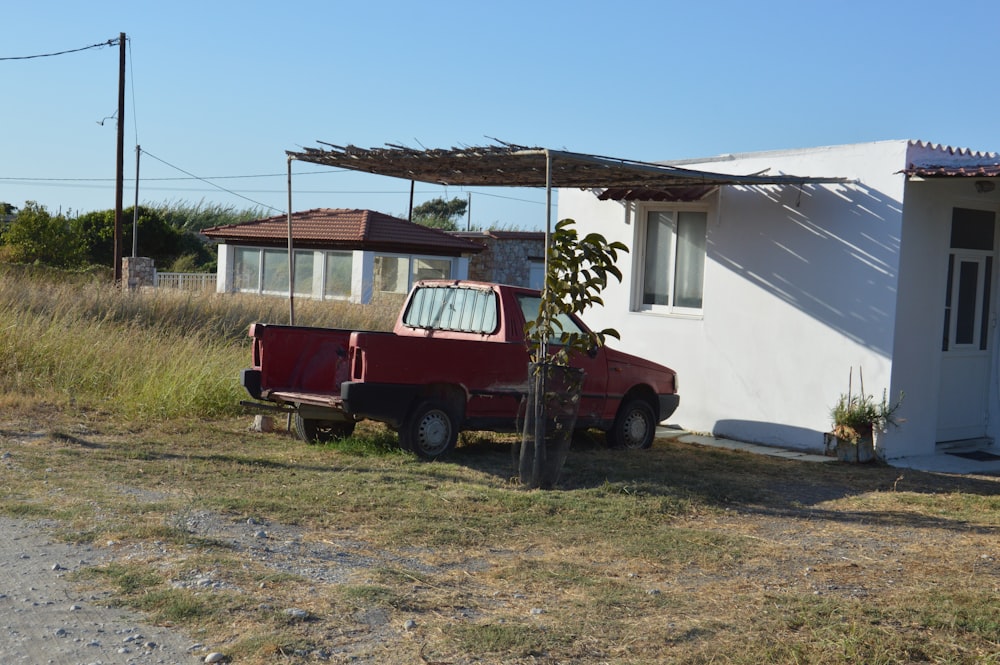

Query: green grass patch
[447,623,555,655]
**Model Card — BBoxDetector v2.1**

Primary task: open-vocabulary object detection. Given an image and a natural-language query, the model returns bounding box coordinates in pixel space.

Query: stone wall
[459,232,544,287]
[122,256,155,290]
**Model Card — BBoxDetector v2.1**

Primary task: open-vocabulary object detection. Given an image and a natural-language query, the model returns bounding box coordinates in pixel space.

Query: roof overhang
[902,164,1000,180]
[287,142,850,202]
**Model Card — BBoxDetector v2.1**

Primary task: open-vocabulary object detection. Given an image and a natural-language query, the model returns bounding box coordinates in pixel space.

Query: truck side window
[403,286,498,334]
[517,295,584,344]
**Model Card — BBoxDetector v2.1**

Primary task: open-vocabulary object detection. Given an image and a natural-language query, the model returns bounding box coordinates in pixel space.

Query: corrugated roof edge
[664,139,999,169]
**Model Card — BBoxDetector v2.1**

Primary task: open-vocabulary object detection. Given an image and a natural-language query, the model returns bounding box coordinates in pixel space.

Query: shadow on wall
[710,182,901,357]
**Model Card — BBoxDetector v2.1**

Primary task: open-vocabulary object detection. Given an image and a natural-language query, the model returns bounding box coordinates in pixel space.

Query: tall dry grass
[0,266,397,419]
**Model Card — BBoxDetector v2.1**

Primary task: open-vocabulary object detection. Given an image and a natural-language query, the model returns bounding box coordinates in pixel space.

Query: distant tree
[150,199,265,233]
[0,200,247,272]
[412,197,468,231]
[1,202,85,267]
[72,206,215,270]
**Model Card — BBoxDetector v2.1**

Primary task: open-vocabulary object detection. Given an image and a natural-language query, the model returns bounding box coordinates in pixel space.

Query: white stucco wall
[216,243,233,293]
[561,141,913,453]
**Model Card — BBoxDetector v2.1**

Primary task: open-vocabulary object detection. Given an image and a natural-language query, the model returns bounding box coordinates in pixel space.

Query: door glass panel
[982,257,993,351]
[942,255,953,351]
[955,261,979,345]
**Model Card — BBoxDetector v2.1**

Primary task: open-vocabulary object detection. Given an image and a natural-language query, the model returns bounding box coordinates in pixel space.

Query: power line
[0,170,346,182]
[139,149,283,213]
[0,38,119,61]
[127,38,138,146]
[0,176,547,205]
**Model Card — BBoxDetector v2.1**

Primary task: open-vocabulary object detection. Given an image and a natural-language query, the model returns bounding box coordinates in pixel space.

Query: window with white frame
[233,247,353,299]
[637,208,707,312]
[323,251,353,299]
[374,254,454,294]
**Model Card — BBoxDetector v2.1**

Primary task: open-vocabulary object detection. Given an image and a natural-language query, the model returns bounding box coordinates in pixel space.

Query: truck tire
[399,400,458,460]
[294,414,356,444]
[607,398,656,450]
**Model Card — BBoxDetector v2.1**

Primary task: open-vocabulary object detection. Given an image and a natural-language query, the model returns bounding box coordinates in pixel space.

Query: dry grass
[1,406,998,664]
[0,266,397,418]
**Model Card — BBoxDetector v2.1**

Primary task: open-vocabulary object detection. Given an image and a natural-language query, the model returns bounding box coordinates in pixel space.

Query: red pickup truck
[241,280,679,459]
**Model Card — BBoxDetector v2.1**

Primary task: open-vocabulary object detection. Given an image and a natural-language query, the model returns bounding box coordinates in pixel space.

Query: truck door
[514,294,609,424]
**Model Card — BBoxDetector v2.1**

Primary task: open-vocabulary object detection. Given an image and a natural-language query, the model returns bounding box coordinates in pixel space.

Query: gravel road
[0,517,206,665]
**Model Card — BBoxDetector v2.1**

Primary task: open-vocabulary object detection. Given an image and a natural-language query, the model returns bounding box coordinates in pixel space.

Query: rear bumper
[341,381,420,429]
[658,394,680,421]
[241,369,262,400]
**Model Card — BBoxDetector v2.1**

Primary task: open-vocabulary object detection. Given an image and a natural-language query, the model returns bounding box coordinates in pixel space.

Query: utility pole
[114,32,125,283]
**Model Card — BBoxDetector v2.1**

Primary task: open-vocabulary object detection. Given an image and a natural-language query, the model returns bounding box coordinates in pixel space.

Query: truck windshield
[402,286,498,333]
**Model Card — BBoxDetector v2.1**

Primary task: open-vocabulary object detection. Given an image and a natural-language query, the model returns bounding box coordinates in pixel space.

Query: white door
[937,207,997,443]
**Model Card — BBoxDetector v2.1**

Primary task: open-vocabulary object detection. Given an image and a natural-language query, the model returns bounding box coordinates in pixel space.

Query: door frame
[936,205,999,444]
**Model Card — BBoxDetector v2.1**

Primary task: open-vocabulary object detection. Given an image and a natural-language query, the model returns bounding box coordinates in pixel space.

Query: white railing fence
[154,272,217,292]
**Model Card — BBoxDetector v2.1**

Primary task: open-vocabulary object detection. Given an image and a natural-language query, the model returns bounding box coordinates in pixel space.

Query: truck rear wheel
[294,414,356,444]
[607,398,656,450]
[400,400,458,460]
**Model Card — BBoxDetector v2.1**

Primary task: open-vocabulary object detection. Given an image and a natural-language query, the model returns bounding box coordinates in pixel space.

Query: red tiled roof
[202,208,484,255]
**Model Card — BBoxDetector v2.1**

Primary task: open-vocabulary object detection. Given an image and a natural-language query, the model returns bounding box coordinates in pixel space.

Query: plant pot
[834,428,876,463]
[518,362,584,489]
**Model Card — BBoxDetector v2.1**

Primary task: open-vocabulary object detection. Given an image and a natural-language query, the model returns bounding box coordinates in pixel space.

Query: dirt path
[0,518,205,665]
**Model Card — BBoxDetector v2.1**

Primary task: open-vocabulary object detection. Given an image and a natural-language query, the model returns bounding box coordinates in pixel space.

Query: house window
[375,254,455,294]
[234,247,260,291]
[233,247,323,297]
[324,251,353,299]
[261,249,312,295]
[638,208,707,312]
[413,257,451,282]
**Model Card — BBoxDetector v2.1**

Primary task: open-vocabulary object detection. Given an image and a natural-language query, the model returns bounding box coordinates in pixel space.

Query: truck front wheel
[294,414,356,444]
[400,400,458,460]
[607,398,657,450]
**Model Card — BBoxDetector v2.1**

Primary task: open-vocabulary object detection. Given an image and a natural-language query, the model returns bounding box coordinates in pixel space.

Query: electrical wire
[139,149,283,213]
[127,37,138,147]
[0,174,546,205]
[0,38,118,61]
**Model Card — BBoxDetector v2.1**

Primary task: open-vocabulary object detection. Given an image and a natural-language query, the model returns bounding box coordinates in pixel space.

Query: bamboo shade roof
[287,141,849,201]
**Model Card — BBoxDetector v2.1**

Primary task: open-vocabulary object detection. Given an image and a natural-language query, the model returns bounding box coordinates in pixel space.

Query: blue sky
[2,1,998,229]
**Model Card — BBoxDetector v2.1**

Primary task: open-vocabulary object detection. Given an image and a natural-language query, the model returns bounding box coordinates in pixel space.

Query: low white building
[203,208,482,304]
[559,140,1000,463]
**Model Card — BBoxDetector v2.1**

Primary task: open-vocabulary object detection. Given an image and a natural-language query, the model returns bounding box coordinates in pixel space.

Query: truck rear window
[402,286,498,334]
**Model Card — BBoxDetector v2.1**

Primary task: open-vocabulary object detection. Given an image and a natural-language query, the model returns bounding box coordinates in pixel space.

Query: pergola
[287,140,848,202]
[281,141,849,320]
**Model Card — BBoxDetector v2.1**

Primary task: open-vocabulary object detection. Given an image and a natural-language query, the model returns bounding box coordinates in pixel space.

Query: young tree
[519,219,628,489]
[411,196,468,231]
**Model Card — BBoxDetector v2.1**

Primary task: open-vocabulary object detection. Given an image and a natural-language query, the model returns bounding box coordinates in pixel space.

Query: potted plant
[519,218,627,489]
[830,366,903,463]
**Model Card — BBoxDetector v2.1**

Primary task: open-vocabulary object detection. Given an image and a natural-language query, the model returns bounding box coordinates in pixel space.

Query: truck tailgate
[250,323,353,398]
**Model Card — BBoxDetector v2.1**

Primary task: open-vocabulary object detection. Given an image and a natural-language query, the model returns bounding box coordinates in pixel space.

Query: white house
[559,140,1000,463]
